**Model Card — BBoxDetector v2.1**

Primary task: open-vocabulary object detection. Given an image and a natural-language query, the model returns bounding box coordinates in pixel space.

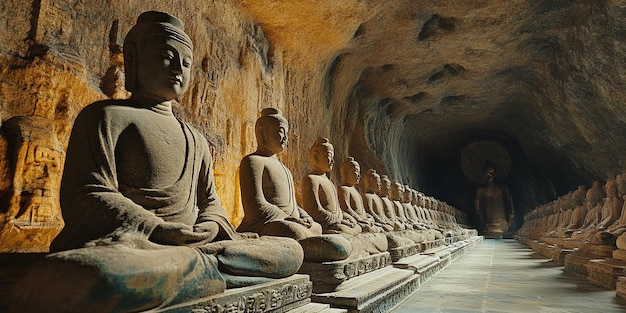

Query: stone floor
[392,239,626,313]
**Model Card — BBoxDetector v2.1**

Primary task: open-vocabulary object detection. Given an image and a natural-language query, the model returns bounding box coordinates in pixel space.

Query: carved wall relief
[0,116,64,252]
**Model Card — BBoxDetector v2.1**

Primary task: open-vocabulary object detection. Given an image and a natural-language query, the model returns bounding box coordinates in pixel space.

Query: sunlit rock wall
[0,0,342,251]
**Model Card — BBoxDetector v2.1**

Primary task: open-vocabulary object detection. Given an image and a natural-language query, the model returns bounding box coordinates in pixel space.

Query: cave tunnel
[319,0,626,233]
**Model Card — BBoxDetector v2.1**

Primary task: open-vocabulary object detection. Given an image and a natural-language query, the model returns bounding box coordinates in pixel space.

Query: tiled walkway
[392,239,626,313]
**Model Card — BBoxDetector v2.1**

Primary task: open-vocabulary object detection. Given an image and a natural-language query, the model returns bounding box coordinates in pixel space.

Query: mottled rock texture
[2,1,626,248]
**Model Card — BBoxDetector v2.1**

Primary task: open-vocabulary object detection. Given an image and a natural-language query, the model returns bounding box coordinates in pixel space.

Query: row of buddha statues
[518,173,626,250]
[7,11,478,312]
[516,171,626,292]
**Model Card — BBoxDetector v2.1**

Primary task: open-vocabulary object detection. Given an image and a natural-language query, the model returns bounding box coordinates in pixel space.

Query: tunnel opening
[417,132,559,233]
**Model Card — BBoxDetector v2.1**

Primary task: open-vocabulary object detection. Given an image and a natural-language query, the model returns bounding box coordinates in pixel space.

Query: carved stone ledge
[298,252,391,293]
[311,266,419,313]
[388,243,421,262]
[154,274,313,313]
[585,258,626,290]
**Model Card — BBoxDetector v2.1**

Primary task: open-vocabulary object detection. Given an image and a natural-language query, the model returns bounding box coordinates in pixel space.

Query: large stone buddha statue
[12,12,303,312]
[238,108,322,239]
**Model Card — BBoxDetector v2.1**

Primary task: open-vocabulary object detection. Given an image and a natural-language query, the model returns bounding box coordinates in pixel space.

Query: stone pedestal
[155,274,313,313]
[298,252,391,293]
[617,276,626,299]
[585,258,626,290]
[311,266,419,313]
[565,251,604,277]
[552,249,574,266]
[393,253,441,283]
[388,243,421,262]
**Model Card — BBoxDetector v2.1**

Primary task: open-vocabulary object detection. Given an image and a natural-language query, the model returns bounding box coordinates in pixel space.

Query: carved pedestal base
[617,276,626,299]
[288,302,347,313]
[393,253,441,282]
[388,243,421,262]
[585,258,626,290]
[564,251,606,277]
[561,238,581,249]
[311,266,419,313]
[156,274,313,313]
[298,252,391,293]
[552,249,574,266]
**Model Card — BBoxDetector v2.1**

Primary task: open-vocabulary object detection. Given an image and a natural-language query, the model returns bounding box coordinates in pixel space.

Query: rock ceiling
[240,0,626,217]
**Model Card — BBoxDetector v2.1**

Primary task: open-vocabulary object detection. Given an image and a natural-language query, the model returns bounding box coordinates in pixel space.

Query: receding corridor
[393,240,626,313]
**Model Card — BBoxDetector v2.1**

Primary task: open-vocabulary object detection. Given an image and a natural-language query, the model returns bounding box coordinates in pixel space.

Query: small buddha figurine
[14,12,303,312]
[238,108,322,239]
[362,169,395,231]
[301,138,361,235]
[337,157,383,233]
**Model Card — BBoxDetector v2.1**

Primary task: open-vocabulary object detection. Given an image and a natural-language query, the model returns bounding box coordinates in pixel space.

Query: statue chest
[114,115,186,188]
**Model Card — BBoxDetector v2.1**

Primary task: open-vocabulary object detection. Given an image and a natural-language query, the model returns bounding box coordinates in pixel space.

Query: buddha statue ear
[123,43,138,92]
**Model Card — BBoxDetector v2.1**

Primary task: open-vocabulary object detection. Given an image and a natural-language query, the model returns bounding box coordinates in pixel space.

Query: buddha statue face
[483,166,495,183]
[134,37,192,102]
[340,157,360,186]
[605,178,617,198]
[309,138,334,174]
[403,185,412,203]
[124,11,194,103]
[365,169,381,193]
[390,181,403,201]
[255,108,289,155]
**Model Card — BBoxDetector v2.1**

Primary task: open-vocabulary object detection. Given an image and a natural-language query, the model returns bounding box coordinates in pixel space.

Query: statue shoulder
[76,99,135,121]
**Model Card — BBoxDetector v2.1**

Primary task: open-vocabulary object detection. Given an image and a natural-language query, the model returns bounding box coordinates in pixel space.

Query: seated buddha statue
[607,171,626,237]
[12,12,303,313]
[238,110,359,262]
[301,138,361,235]
[362,169,395,232]
[571,180,606,241]
[237,108,322,239]
[337,157,384,233]
[379,175,407,231]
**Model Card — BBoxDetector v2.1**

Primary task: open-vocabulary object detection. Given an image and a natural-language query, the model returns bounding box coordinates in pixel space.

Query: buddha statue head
[482,162,496,184]
[308,138,334,175]
[364,169,381,194]
[123,11,194,103]
[572,185,587,206]
[255,108,289,156]
[403,185,412,203]
[605,177,617,199]
[410,189,419,205]
[379,175,392,197]
[586,180,605,207]
[390,180,403,201]
[340,157,360,186]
